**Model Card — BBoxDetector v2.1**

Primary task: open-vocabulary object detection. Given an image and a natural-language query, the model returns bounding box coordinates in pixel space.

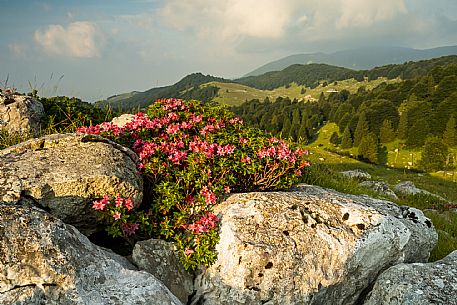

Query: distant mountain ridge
[96,54,457,111]
[95,73,228,110]
[236,55,457,90]
[244,45,457,77]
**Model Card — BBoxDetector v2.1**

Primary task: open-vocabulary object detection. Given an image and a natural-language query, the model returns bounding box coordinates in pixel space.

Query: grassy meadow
[204,77,400,106]
[304,122,457,261]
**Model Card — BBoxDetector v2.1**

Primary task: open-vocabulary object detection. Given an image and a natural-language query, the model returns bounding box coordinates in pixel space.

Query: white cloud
[8,43,28,58]
[159,0,292,41]
[336,0,407,29]
[34,21,104,58]
[153,0,411,52]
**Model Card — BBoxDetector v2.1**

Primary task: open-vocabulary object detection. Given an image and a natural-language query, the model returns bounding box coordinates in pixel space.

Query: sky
[1,0,457,102]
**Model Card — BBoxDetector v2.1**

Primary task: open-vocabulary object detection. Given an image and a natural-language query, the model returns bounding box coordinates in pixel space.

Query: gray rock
[0,93,44,136]
[0,204,182,305]
[0,133,142,235]
[132,239,194,304]
[192,184,437,305]
[394,181,446,201]
[364,251,457,305]
[341,169,372,180]
[359,181,398,200]
[111,114,136,128]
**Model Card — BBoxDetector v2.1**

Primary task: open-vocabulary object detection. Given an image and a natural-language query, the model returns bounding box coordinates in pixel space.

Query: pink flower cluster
[189,138,236,159]
[92,194,110,210]
[93,194,135,211]
[114,194,134,210]
[181,213,219,234]
[160,98,188,111]
[256,140,299,163]
[122,223,139,236]
[200,186,217,205]
[217,144,236,156]
[77,122,123,136]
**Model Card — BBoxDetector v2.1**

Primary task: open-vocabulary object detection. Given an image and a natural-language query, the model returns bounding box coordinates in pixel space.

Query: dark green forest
[235,55,457,90]
[231,61,457,167]
[95,73,225,111]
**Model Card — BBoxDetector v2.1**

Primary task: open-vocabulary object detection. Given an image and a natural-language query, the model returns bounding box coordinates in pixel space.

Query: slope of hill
[245,45,457,77]
[95,73,229,111]
[209,77,398,106]
[236,55,457,90]
[236,63,356,90]
[96,55,457,111]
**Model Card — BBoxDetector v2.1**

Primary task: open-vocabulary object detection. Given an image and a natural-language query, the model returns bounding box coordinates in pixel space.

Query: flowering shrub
[78,98,310,270]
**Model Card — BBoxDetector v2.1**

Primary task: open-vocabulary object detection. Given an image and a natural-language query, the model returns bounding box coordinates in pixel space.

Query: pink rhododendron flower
[122,223,139,236]
[115,194,124,207]
[224,186,231,193]
[217,144,236,156]
[184,248,194,256]
[241,156,251,164]
[124,197,134,211]
[113,211,122,220]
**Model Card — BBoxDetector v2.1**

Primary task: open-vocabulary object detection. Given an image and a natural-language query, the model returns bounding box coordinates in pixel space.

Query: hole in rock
[258,273,264,277]
[283,230,289,236]
[265,262,273,269]
[343,213,349,221]
[356,223,366,230]
[89,231,133,256]
[425,220,432,228]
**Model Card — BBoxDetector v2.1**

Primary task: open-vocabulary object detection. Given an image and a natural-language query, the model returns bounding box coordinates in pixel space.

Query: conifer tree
[419,137,449,172]
[379,119,395,143]
[330,131,340,145]
[406,119,429,147]
[298,125,309,143]
[282,116,292,139]
[341,126,353,149]
[358,133,379,163]
[443,116,457,147]
[397,111,408,140]
[338,112,352,133]
[353,112,369,147]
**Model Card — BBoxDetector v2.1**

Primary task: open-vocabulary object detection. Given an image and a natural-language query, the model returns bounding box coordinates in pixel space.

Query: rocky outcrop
[341,169,372,180]
[0,133,142,235]
[394,181,446,201]
[192,184,437,305]
[364,251,457,305]
[0,93,44,135]
[132,239,194,304]
[111,113,136,127]
[0,204,182,305]
[359,181,398,200]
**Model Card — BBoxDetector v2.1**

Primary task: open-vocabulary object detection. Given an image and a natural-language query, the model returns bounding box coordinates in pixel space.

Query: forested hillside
[231,61,457,169]
[95,73,226,111]
[235,64,356,90]
[94,56,457,112]
[235,55,457,90]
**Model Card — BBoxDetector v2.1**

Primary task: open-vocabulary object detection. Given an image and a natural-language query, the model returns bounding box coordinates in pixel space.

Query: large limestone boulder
[132,239,194,304]
[192,184,437,305]
[0,93,44,135]
[0,204,182,305]
[0,133,142,235]
[364,251,457,305]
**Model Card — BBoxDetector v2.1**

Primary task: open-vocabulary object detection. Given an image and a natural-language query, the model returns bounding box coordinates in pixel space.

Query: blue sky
[1,0,457,101]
